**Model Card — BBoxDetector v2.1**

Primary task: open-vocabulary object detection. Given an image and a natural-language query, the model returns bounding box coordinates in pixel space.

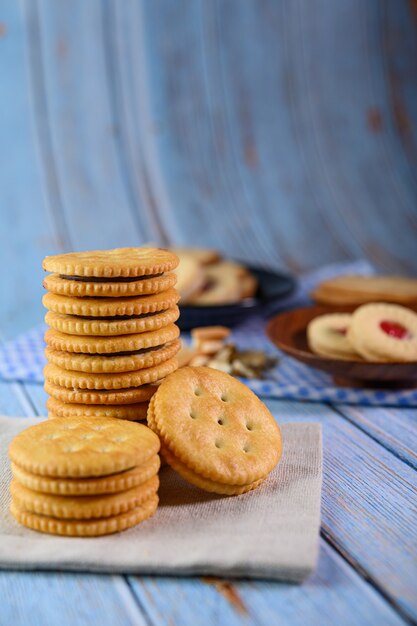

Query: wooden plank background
[0,0,416,338]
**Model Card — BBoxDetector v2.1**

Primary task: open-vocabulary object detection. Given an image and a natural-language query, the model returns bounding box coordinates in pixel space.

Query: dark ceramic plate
[178,266,296,330]
[266,305,417,388]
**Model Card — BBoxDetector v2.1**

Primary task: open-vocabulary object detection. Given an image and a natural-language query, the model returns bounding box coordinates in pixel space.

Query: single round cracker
[307,313,360,361]
[46,397,149,420]
[10,475,159,519]
[11,455,160,495]
[10,494,158,536]
[44,357,178,390]
[44,324,180,354]
[44,307,180,337]
[43,272,177,298]
[9,417,160,478]
[348,303,417,362]
[45,380,160,405]
[152,367,282,486]
[45,339,180,374]
[43,247,178,278]
[42,288,180,318]
[147,399,262,495]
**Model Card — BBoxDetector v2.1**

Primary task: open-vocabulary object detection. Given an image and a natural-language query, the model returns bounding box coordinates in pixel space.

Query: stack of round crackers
[42,248,180,421]
[9,417,161,536]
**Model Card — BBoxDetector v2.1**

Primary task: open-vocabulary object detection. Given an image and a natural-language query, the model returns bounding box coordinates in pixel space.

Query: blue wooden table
[1,0,417,624]
[1,383,416,626]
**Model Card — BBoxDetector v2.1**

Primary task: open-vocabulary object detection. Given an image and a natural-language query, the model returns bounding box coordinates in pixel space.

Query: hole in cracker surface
[220,393,228,402]
[189,411,197,420]
[217,418,224,426]
[243,444,250,453]
[194,388,203,396]
[215,440,223,449]
[246,423,254,431]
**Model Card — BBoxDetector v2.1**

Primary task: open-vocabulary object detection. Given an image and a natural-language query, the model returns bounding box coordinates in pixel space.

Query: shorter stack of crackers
[9,417,160,536]
[42,248,180,421]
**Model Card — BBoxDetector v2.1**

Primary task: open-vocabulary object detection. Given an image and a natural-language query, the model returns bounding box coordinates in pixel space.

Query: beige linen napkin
[0,417,322,582]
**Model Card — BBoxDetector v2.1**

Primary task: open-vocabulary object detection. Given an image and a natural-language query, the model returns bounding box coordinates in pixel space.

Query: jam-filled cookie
[307,313,360,360]
[348,303,417,362]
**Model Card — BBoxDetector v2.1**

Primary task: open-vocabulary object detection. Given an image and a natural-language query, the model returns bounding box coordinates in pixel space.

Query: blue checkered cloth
[1,260,417,406]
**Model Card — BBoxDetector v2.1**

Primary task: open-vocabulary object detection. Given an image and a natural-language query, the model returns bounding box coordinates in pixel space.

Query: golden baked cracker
[307,313,360,361]
[44,323,180,354]
[42,287,180,317]
[43,272,177,298]
[347,303,417,362]
[9,417,160,477]
[45,339,180,373]
[44,357,178,390]
[10,494,158,536]
[43,247,178,277]
[10,475,159,519]
[11,456,160,495]
[45,307,180,337]
[152,367,282,486]
[47,397,149,420]
[45,380,159,405]
[147,398,261,494]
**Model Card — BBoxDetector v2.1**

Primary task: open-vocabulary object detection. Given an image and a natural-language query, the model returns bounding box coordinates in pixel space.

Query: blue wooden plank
[0,0,62,339]
[0,572,147,626]
[129,542,405,626]
[22,383,47,417]
[263,399,417,623]
[22,0,149,250]
[333,404,417,470]
[0,382,34,417]
[20,384,417,621]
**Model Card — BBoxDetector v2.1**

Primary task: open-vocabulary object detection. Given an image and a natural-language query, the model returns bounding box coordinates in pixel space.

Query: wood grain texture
[0,0,414,341]
[1,0,417,623]
[129,542,405,626]
[333,404,417,470]
[0,572,146,626]
[1,382,410,626]
[265,399,417,623]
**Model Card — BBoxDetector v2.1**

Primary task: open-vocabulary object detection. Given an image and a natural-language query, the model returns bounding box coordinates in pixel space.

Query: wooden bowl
[266,306,417,388]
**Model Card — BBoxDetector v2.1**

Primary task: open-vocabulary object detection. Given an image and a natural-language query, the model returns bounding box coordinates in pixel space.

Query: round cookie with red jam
[307,313,360,360]
[348,303,417,362]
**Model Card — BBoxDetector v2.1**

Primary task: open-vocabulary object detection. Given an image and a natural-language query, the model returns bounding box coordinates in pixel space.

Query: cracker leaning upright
[147,366,282,494]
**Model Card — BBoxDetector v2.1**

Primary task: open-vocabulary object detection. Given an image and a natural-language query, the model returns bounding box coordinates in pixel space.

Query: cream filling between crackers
[74,341,174,358]
[73,309,169,321]
[59,273,163,283]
